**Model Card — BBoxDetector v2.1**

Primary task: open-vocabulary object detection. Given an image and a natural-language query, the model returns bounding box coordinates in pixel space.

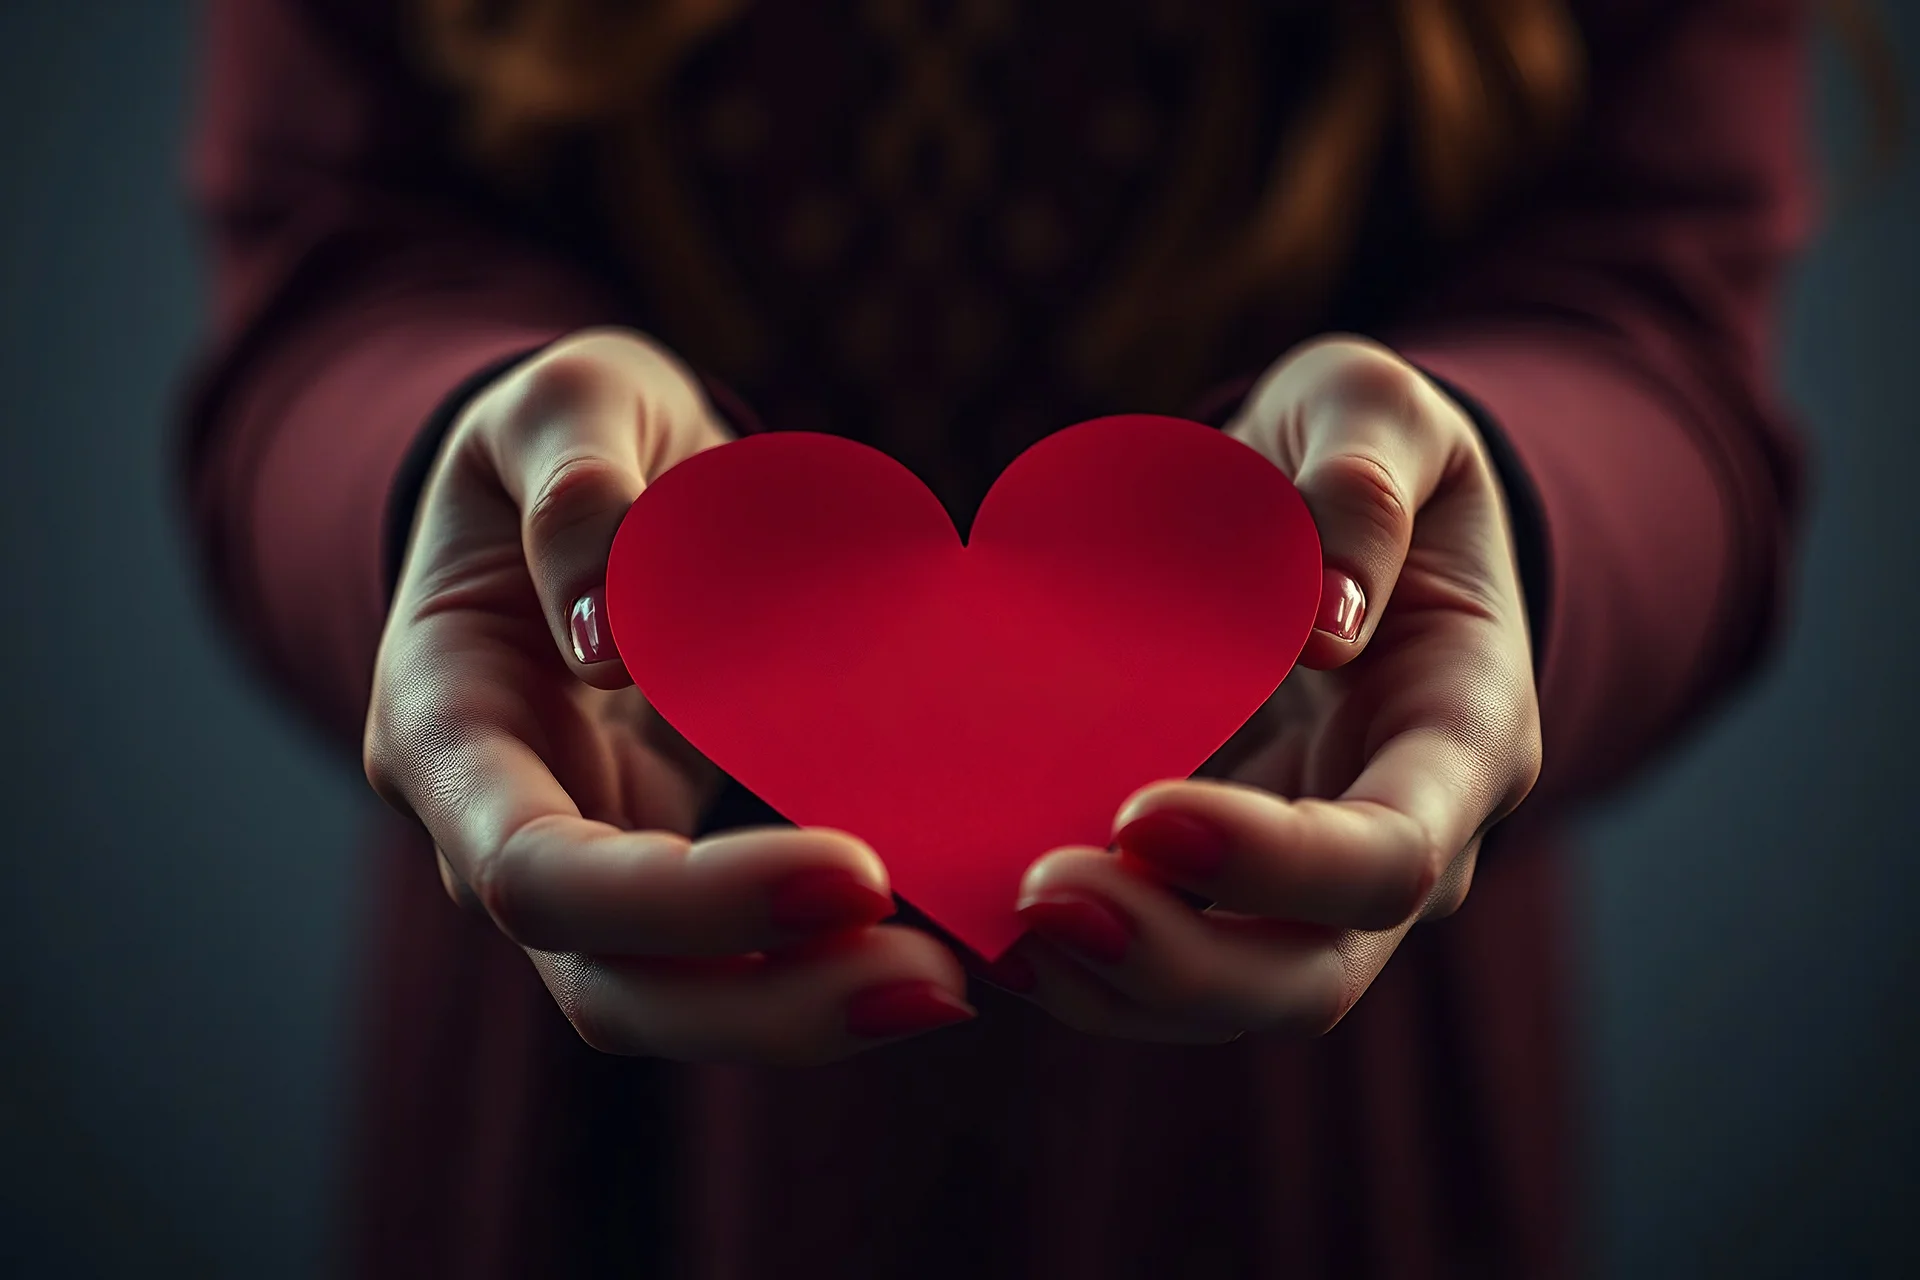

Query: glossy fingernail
[984,949,1038,993]
[570,587,612,664]
[1316,568,1366,642]
[846,980,977,1039]
[1017,895,1134,965]
[770,867,897,933]
[1114,810,1228,880]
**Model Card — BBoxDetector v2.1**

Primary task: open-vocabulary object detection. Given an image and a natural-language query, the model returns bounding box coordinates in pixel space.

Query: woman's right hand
[362,328,975,1066]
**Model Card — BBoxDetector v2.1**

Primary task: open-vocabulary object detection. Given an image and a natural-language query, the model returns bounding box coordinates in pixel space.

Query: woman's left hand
[999,336,1544,1043]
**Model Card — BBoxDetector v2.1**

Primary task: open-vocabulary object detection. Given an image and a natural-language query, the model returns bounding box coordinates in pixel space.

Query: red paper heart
[606,415,1321,961]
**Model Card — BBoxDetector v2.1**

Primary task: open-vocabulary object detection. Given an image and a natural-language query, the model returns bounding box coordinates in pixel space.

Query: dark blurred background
[0,3,1914,1277]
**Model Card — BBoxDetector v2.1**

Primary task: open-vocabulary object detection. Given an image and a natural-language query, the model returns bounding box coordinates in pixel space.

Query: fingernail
[570,587,612,664]
[984,949,1038,993]
[1316,568,1366,642]
[770,867,897,933]
[1114,810,1228,880]
[1016,895,1134,965]
[846,980,977,1039]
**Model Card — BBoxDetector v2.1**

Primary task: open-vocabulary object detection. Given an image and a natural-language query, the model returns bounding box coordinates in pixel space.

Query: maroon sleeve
[1192,0,1813,814]
[1381,0,1815,812]
[175,0,633,750]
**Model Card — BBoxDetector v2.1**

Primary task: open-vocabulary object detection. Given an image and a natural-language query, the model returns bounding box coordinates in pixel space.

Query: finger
[528,924,976,1066]
[1228,340,1472,669]
[1017,848,1353,1036]
[1108,776,1448,931]
[368,644,895,957]
[482,816,903,956]
[477,334,726,689]
[430,746,899,958]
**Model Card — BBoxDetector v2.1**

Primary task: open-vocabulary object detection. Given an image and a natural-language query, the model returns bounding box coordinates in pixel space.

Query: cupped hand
[998,336,1543,1043]
[363,328,975,1066]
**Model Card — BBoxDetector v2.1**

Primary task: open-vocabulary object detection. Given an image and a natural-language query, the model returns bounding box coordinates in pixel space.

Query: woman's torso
[481,0,1439,515]
[349,5,1580,1276]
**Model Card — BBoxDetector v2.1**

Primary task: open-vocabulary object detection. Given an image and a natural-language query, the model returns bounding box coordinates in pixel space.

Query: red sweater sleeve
[176,0,632,749]
[1383,0,1815,811]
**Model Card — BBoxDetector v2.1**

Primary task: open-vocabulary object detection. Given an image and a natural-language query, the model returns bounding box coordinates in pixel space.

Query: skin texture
[363,328,974,1068]
[364,326,1542,1064]
[1007,335,1544,1043]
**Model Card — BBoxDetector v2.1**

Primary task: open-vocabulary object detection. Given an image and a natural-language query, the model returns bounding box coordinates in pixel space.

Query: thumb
[1230,342,1469,671]
[476,331,732,689]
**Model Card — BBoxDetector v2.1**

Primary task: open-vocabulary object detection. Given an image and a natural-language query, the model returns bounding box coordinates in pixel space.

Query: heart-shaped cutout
[606,415,1321,960]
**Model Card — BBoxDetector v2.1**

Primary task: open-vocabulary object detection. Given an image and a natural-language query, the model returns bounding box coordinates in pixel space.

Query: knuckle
[1283,334,1395,388]
[509,350,619,425]
[1323,344,1427,413]
[1307,341,1469,453]
[521,453,629,545]
[1315,451,1415,544]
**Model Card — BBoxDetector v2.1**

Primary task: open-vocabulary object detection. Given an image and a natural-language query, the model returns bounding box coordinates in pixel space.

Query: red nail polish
[770,867,897,933]
[570,587,612,664]
[985,949,1038,993]
[1114,810,1228,879]
[1315,569,1366,642]
[846,980,977,1039]
[1017,896,1134,965]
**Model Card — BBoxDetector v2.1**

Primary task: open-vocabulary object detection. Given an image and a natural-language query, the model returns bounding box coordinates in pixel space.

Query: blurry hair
[1065,0,1587,402]
[413,0,746,172]
[412,0,1893,405]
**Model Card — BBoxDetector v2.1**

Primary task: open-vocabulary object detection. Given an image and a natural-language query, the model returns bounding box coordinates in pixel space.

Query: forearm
[178,0,636,749]
[181,280,615,750]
